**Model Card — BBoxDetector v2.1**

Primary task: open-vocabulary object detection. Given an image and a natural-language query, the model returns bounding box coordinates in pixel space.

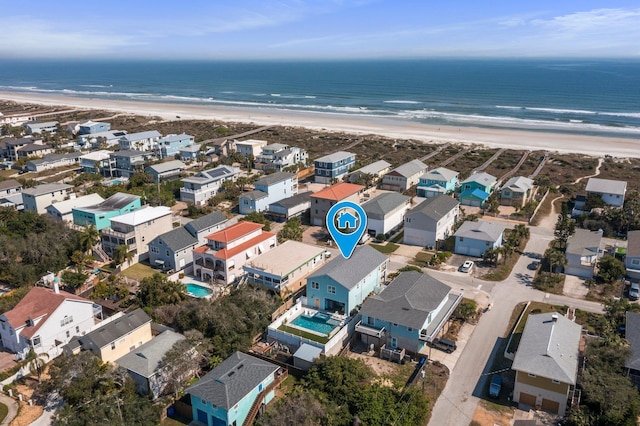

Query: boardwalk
[473,148,505,173]
[201,125,273,147]
[498,150,530,182]
[528,152,550,179]
[439,147,472,167]
[419,143,450,162]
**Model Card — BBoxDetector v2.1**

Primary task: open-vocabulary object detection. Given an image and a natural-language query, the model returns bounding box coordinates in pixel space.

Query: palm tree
[545,248,567,273]
[27,351,49,383]
[79,225,100,254]
[114,244,132,267]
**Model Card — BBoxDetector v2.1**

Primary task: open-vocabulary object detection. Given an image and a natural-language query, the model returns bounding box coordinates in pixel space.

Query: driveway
[563,275,590,299]
[0,393,18,426]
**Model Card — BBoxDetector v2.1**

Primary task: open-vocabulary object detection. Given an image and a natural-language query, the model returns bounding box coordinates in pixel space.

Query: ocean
[1,59,640,137]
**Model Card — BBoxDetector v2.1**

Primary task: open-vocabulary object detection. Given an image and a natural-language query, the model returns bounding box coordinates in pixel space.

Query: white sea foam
[384,100,421,104]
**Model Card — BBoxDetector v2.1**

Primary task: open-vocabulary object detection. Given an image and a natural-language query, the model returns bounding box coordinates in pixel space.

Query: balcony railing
[355,320,385,338]
[101,227,135,241]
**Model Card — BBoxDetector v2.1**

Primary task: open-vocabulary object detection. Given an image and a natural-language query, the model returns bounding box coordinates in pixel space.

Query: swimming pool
[185,283,213,298]
[291,312,340,335]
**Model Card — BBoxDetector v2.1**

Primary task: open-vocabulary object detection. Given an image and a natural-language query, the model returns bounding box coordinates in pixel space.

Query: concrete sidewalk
[0,393,18,426]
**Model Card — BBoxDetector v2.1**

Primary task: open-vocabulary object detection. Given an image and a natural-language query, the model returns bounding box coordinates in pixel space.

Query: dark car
[431,337,457,353]
[527,261,540,270]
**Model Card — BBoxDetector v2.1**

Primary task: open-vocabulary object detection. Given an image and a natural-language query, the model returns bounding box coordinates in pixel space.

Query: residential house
[46,193,105,223]
[145,160,186,182]
[585,177,627,208]
[184,211,230,245]
[310,182,365,226]
[454,220,505,257]
[268,191,312,220]
[235,139,268,158]
[624,312,640,387]
[64,308,152,363]
[186,351,286,426]
[72,192,142,230]
[239,172,298,214]
[22,183,72,214]
[2,137,42,161]
[77,130,127,149]
[512,312,581,416]
[192,221,277,285]
[255,143,308,171]
[564,229,604,278]
[108,150,154,178]
[77,120,111,135]
[381,159,428,192]
[16,143,54,159]
[501,176,535,207]
[459,172,497,207]
[403,195,459,248]
[243,240,327,298]
[362,192,411,237]
[26,152,80,172]
[115,330,186,398]
[23,120,58,134]
[0,179,22,197]
[348,160,391,184]
[625,230,640,280]
[314,151,356,184]
[118,130,162,151]
[417,167,459,198]
[101,206,174,265]
[0,286,101,359]
[156,133,195,159]
[306,245,388,315]
[179,144,201,161]
[79,150,113,175]
[180,165,240,206]
[357,271,462,354]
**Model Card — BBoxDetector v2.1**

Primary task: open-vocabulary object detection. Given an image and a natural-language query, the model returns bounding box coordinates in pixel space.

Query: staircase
[242,368,288,426]
[93,244,111,263]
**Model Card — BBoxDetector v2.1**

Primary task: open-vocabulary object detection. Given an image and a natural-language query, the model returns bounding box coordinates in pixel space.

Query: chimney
[552,314,558,322]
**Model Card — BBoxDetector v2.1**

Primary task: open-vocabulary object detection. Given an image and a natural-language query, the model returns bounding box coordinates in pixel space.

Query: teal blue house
[459,172,497,207]
[72,192,141,230]
[357,271,462,354]
[306,245,388,315]
[417,167,459,198]
[186,352,286,426]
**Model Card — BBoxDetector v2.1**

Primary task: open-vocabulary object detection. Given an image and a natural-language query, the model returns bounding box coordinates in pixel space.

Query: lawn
[0,169,16,179]
[0,402,8,424]
[121,262,157,281]
[161,416,189,426]
[370,242,399,254]
[278,324,329,344]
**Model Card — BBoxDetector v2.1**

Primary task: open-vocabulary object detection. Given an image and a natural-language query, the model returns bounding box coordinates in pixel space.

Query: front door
[315,298,320,309]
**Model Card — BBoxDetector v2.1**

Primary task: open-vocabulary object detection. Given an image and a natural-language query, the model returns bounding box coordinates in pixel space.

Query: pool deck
[169,273,228,300]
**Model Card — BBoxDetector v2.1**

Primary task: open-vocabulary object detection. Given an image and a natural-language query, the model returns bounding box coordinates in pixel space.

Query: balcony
[355,320,385,338]
[101,227,135,242]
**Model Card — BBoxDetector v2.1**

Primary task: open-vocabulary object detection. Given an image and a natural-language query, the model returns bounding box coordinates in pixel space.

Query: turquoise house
[186,352,286,426]
[306,245,388,315]
[72,192,141,230]
[417,167,459,198]
[357,271,462,354]
[459,188,490,207]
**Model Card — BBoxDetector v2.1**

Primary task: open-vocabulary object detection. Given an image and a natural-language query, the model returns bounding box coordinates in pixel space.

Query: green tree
[483,247,499,266]
[554,208,576,248]
[27,351,49,383]
[70,250,85,272]
[127,171,153,187]
[61,270,88,290]
[544,247,567,273]
[277,217,304,243]
[79,225,99,254]
[161,330,203,399]
[596,255,626,283]
[454,298,478,321]
[113,244,133,267]
[239,211,271,231]
[136,273,186,309]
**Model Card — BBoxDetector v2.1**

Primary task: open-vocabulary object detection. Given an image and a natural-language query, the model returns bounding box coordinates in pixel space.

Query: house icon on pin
[337,210,358,230]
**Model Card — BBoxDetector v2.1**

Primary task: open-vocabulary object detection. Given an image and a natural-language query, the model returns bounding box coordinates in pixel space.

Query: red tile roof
[204,221,264,243]
[2,287,92,339]
[311,183,364,201]
[213,231,275,260]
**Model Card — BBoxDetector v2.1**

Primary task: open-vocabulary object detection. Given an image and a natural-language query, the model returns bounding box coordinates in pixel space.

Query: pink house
[193,222,277,285]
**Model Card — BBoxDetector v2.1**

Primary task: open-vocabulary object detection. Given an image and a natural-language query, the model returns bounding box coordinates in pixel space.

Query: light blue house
[314,151,356,184]
[459,172,497,207]
[77,121,111,135]
[156,133,195,159]
[454,220,505,257]
[186,352,286,426]
[179,144,201,161]
[357,271,462,354]
[239,172,298,214]
[417,167,459,198]
[306,245,388,315]
[72,192,142,230]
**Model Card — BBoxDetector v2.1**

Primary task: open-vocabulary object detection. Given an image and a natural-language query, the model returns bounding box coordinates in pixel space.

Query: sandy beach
[1,91,638,158]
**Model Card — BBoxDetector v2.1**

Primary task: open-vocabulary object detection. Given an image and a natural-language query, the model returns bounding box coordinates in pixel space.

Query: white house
[625,230,640,280]
[564,229,604,278]
[0,286,101,360]
[235,139,268,157]
[239,172,298,214]
[22,183,73,214]
[362,192,411,237]
[46,193,105,223]
[180,165,240,206]
[403,195,459,248]
[119,131,162,151]
[585,177,627,208]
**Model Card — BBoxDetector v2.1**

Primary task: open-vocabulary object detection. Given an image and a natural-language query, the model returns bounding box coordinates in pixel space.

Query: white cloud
[532,8,640,32]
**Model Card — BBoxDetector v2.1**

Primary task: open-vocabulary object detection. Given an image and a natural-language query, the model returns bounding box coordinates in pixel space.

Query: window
[459,237,464,242]
[111,342,116,350]
[311,282,319,290]
[328,285,336,294]
[528,373,536,378]
[60,316,73,327]
[166,250,170,256]
[150,246,159,254]
[66,330,70,338]
[552,379,560,384]
[408,327,413,332]
[633,259,640,266]
[76,326,80,333]
[32,336,41,346]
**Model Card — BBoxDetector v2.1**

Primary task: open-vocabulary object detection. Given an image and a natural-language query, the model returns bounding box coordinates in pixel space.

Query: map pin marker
[326,200,368,259]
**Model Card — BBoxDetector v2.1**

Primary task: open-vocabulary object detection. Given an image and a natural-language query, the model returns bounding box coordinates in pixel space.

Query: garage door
[519,392,536,407]
[457,245,482,257]
[541,398,559,414]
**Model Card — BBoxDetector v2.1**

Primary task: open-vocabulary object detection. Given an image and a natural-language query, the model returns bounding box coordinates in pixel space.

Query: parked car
[527,261,540,270]
[460,260,474,273]
[489,374,502,398]
[431,337,457,353]
[629,282,640,301]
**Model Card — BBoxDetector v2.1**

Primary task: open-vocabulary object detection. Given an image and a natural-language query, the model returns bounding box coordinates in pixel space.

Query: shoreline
[1,91,639,158]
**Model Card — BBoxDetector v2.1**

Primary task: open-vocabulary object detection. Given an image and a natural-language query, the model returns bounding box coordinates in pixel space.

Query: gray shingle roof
[511,312,581,384]
[0,179,21,191]
[461,171,497,186]
[359,271,452,329]
[268,191,312,209]
[184,211,227,234]
[408,195,459,221]
[503,176,534,193]
[186,352,279,410]
[22,183,71,196]
[454,220,505,242]
[420,167,458,182]
[255,172,295,187]
[27,152,80,165]
[586,177,627,196]
[115,330,185,378]
[315,151,355,163]
[566,229,602,257]
[308,245,387,290]
[388,159,427,178]
[121,131,162,142]
[111,149,152,158]
[362,193,410,220]
[151,226,199,251]
[626,312,640,371]
[80,308,151,350]
[351,160,391,176]
[627,230,640,259]
[240,190,267,201]
[146,160,186,174]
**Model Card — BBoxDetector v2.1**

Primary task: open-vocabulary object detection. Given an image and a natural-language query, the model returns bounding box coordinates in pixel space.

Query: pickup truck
[489,374,502,398]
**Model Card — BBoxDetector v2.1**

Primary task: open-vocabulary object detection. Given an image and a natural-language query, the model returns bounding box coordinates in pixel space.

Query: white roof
[110,206,171,226]
[243,241,325,277]
[236,139,267,146]
[585,177,627,196]
[79,150,112,162]
[46,193,105,216]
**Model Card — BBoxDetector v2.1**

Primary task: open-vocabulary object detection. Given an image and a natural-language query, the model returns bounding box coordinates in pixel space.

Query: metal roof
[585,177,627,196]
[47,193,105,216]
[110,206,171,226]
[120,130,162,142]
[74,192,140,214]
[314,151,355,163]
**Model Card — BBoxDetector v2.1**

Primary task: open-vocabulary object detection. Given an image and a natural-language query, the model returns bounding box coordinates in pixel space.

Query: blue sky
[2,0,640,59]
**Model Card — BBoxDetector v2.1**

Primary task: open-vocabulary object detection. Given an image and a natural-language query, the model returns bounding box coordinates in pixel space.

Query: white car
[460,260,474,273]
